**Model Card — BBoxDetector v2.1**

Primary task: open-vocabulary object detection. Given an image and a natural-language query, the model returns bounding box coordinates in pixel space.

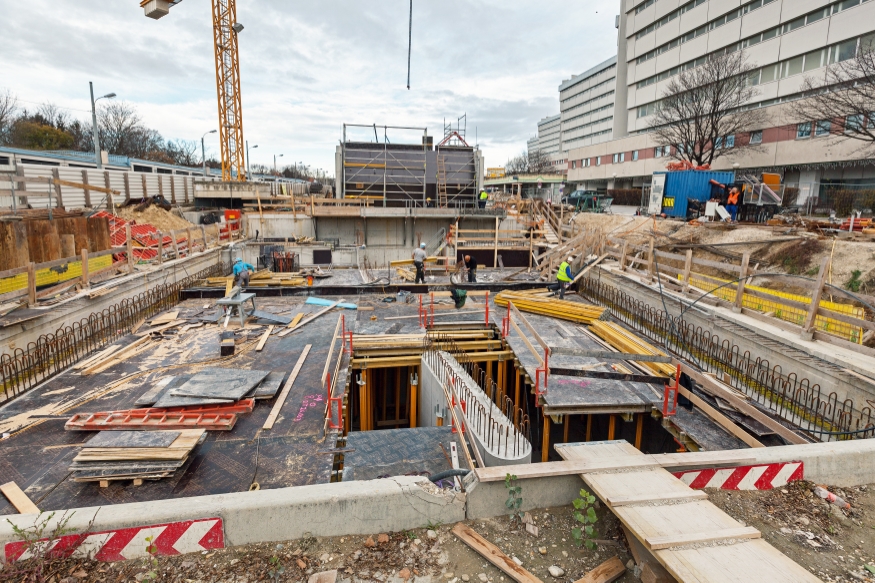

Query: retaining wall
[2,440,873,560]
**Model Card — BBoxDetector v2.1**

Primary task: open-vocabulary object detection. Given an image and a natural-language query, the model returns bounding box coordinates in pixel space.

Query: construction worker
[464,254,477,283]
[726,187,740,222]
[233,257,255,289]
[556,256,574,299]
[413,242,427,284]
[479,189,488,209]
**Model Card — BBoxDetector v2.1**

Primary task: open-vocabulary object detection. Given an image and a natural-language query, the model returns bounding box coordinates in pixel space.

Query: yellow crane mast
[141,0,247,182]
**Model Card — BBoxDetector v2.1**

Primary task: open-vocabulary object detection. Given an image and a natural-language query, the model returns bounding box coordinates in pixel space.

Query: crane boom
[142,0,247,182]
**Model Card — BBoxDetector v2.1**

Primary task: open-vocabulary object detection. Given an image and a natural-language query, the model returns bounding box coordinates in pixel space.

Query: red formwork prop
[4,518,224,563]
[673,462,804,490]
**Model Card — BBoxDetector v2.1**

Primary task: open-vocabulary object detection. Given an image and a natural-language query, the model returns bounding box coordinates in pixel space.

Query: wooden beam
[509,301,548,352]
[677,384,764,449]
[575,556,626,583]
[255,325,274,352]
[451,523,543,583]
[549,347,672,363]
[646,526,760,551]
[734,251,750,311]
[263,345,311,430]
[0,481,40,514]
[279,299,345,337]
[569,253,610,286]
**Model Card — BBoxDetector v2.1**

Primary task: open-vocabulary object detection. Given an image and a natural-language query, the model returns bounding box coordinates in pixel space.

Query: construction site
[3,2,875,583]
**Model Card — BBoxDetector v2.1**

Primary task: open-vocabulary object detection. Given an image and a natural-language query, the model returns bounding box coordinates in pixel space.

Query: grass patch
[845,270,863,293]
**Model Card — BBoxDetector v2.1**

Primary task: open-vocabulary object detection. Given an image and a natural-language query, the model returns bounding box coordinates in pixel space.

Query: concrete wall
[0,248,228,353]
[465,438,875,519]
[0,477,464,558]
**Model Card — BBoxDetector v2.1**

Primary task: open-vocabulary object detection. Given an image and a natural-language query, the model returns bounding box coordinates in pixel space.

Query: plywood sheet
[248,370,285,400]
[169,368,270,400]
[86,216,112,252]
[0,221,30,271]
[84,430,181,449]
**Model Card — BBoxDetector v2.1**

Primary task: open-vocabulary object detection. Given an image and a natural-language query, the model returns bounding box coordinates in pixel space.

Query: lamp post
[201,129,217,177]
[246,142,258,179]
[274,153,284,176]
[89,82,116,170]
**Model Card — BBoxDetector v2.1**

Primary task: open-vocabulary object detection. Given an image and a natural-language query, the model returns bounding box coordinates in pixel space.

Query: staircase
[437,155,448,208]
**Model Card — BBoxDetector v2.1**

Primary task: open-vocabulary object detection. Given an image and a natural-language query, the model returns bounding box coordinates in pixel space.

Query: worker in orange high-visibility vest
[726,187,740,222]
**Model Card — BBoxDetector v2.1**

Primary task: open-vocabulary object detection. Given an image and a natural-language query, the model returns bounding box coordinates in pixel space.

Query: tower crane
[141,0,247,182]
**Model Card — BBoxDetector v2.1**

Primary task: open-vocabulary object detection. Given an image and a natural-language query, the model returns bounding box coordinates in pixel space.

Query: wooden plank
[677,365,808,445]
[607,490,707,507]
[256,325,274,352]
[0,481,40,514]
[509,301,548,351]
[549,347,672,363]
[451,523,542,583]
[510,317,543,365]
[569,253,610,285]
[82,336,152,375]
[135,320,185,337]
[676,385,764,449]
[646,527,761,551]
[574,556,626,583]
[279,300,344,337]
[475,451,756,483]
[150,310,180,325]
[263,345,312,430]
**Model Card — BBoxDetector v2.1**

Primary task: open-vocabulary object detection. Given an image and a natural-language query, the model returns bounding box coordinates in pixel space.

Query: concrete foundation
[2,440,873,559]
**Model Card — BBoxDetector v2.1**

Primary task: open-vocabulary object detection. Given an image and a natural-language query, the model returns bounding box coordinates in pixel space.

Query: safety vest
[727,190,739,205]
[480,191,488,200]
[557,261,573,282]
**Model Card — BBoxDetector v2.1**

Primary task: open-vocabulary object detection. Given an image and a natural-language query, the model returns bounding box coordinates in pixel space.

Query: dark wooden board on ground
[169,368,270,400]
[84,430,181,449]
[248,370,286,400]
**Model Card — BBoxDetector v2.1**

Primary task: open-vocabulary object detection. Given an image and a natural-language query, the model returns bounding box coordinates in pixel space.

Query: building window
[749,130,763,144]
[572,161,577,169]
[725,135,735,148]
[797,122,812,139]
[632,150,639,161]
[619,152,626,162]
[815,120,831,136]
[846,114,865,132]
[612,153,619,164]
[596,157,601,166]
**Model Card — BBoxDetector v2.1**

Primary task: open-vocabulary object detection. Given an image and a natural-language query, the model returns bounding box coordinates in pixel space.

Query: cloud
[0,0,619,171]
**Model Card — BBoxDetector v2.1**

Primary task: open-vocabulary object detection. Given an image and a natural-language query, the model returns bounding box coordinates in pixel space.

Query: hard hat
[420,243,426,248]
[234,257,242,263]
[567,257,574,263]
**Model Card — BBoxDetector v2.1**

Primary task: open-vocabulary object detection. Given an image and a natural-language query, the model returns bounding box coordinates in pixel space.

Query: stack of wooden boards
[65,369,285,431]
[70,429,205,486]
[202,268,332,288]
[494,289,606,324]
[589,321,676,378]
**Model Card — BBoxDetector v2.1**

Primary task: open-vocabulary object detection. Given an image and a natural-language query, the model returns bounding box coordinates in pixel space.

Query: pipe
[428,469,471,483]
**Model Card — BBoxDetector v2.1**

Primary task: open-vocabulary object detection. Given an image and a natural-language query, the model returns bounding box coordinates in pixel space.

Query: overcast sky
[1,0,618,174]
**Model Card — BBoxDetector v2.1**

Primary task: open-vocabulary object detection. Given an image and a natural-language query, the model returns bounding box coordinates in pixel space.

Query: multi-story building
[559,56,618,153]
[535,114,562,157]
[566,0,875,208]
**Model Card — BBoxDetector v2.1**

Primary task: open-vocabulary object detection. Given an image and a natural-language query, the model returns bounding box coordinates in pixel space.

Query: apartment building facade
[566,0,875,208]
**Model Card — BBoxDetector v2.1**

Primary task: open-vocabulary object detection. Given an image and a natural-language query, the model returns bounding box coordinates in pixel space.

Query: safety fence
[606,236,872,346]
[579,275,875,441]
[0,261,229,404]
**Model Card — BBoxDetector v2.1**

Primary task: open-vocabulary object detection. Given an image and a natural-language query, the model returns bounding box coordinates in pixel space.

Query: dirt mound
[116,205,194,233]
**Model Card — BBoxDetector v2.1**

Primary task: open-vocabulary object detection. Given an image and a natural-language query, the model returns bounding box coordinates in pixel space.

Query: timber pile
[589,321,676,378]
[70,429,205,485]
[494,289,606,324]
[203,269,332,288]
[396,267,416,282]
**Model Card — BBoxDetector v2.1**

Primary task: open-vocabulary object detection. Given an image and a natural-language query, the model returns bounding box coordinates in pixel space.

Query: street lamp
[246,142,258,179]
[274,153,284,176]
[89,82,116,170]
[201,130,217,177]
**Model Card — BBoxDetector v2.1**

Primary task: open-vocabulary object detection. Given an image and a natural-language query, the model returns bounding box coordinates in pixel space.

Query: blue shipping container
[655,170,735,218]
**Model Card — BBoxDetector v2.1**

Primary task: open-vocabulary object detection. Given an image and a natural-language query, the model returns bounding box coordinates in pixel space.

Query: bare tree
[0,89,19,145]
[649,51,766,166]
[505,151,529,175]
[528,149,553,173]
[164,139,199,166]
[792,40,875,149]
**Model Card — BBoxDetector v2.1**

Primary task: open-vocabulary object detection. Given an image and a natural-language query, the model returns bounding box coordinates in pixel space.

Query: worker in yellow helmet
[556,256,574,299]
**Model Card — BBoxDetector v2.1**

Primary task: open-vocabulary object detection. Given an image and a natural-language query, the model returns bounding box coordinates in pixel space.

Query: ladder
[437,155,448,208]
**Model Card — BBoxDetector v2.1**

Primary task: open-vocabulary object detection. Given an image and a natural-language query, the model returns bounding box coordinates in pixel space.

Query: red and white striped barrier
[4,517,223,563]
[673,462,804,491]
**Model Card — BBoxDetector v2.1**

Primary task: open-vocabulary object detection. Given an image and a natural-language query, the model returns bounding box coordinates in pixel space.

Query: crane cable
[407,0,413,89]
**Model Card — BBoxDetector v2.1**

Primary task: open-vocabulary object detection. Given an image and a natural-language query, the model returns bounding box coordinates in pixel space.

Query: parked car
[562,190,613,213]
